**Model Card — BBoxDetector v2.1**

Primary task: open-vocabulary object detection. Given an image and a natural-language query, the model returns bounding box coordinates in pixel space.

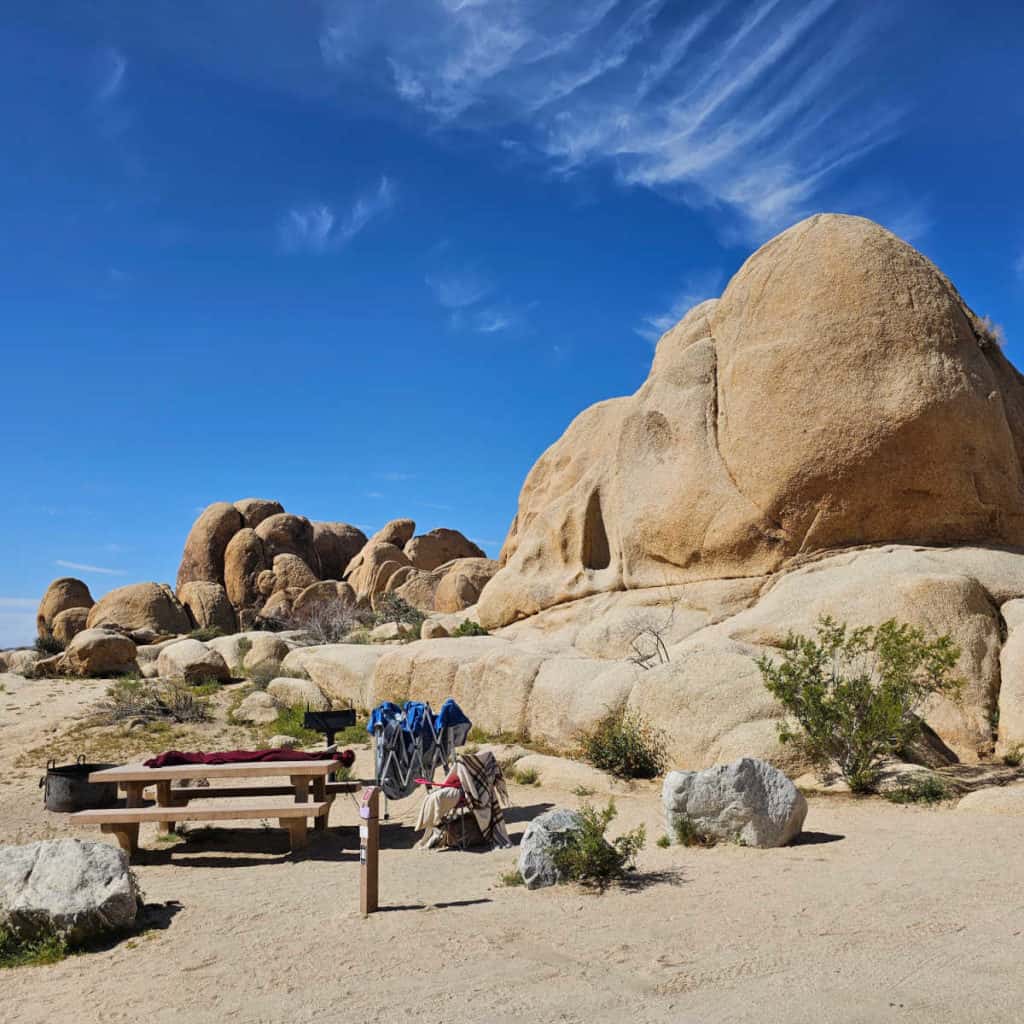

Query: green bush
[452,619,489,637]
[883,774,951,805]
[373,594,426,633]
[188,626,225,642]
[34,633,63,656]
[551,800,646,891]
[578,706,668,780]
[672,814,716,847]
[1002,743,1024,768]
[756,617,962,793]
[0,925,68,969]
[511,766,540,786]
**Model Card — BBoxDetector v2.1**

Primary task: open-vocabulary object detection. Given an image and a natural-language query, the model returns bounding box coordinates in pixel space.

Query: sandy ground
[2,670,1024,1024]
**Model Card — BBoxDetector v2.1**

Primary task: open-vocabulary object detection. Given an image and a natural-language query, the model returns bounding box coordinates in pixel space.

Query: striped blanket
[457,751,511,848]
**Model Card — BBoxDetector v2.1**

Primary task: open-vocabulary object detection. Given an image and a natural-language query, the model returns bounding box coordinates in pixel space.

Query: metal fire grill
[302,707,357,747]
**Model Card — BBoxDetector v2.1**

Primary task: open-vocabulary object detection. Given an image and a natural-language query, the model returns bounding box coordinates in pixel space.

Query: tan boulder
[281,644,388,710]
[479,214,1024,629]
[156,638,231,683]
[234,498,285,529]
[433,558,500,613]
[345,541,412,604]
[271,554,318,593]
[292,581,357,618]
[258,590,298,623]
[208,632,291,676]
[266,677,329,710]
[392,567,444,612]
[178,581,237,634]
[50,607,90,648]
[256,570,277,597]
[86,582,191,636]
[997,599,1024,756]
[1,649,41,677]
[37,578,93,639]
[366,518,416,550]
[254,514,319,575]
[61,628,137,677]
[404,528,485,571]
[234,690,278,725]
[176,502,243,593]
[421,619,449,639]
[313,522,368,580]
[223,528,269,610]
[957,783,1024,814]
[451,645,545,738]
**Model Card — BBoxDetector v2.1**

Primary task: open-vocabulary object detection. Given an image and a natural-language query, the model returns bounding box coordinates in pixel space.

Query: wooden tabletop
[89,760,342,783]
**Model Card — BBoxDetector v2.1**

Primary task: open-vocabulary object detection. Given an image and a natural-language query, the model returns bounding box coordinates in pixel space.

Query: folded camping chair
[414,751,511,850]
[369,698,472,806]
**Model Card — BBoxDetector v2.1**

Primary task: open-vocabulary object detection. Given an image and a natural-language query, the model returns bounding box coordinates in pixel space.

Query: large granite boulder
[271,553,319,593]
[345,541,413,604]
[223,528,268,612]
[60,629,137,677]
[156,638,231,683]
[178,581,237,634]
[365,518,416,550]
[517,808,587,889]
[234,497,285,529]
[86,582,191,636]
[51,606,90,648]
[254,513,320,575]
[0,839,139,945]
[662,757,807,848]
[282,644,388,709]
[434,558,500,612]
[313,522,368,581]
[479,214,1024,629]
[266,677,329,710]
[208,631,291,676]
[37,577,93,639]
[176,502,243,593]
[404,528,485,571]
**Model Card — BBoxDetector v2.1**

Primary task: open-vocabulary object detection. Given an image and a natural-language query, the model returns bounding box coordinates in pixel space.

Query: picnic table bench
[70,760,354,859]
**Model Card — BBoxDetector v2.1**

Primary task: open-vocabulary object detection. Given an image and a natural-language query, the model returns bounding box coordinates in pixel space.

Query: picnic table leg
[280,817,309,853]
[102,822,139,859]
[312,775,328,832]
[155,781,177,834]
[122,781,145,807]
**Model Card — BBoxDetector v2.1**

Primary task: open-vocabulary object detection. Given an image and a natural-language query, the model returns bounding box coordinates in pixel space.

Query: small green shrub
[188,626,225,642]
[0,925,68,969]
[498,868,524,887]
[235,636,253,676]
[756,617,962,793]
[511,766,540,786]
[1002,744,1024,768]
[578,706,668,780]
[672,814,716,847]
[190,679,222,697]
[883,774,950,805]
[34,633,63,656]
[452,619,489,637]
[551,801,646,891]
[571,785,595,797]
[373,594,426,634]
[655,834,670,849]
[94,678,211,726]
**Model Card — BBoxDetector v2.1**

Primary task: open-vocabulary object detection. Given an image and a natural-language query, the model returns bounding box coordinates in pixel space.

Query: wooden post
[359,786,380,916]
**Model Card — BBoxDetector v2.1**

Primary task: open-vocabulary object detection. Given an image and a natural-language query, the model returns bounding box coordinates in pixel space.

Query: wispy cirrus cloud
[280,176,396,252]
[319,0,902,237]
[95,47,127,104]
[425,259,519,334]
[55,560,129,576]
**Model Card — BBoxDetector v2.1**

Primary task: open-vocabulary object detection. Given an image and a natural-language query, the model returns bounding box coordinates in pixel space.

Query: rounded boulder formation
[37,577,93,639]
[233,497,285,529]
[313,521,368,581]
[86,582,191,636]
[479,214,1024,628]
[50,606,90,648]
[254,513,320,575]
[434,558,500,613]
[176,502,243,594]
[223,528,268,610]
[271,553,318,593]
[404,528,485,571]
[178,581,237,634]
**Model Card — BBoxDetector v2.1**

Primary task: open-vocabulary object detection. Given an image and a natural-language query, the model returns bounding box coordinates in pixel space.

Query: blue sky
[2,0,1023,647]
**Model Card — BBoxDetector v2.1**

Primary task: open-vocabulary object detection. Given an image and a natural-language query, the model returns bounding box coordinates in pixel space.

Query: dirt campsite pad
[2,672,1023,1024]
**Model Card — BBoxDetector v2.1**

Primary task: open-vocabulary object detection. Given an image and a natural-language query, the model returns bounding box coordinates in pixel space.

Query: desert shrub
[373,594,426,635]
[0,925,68,969]
[1002,743,1024,768]
[511,766,540,786]
[188,626,224,642]
[655,834,671,849]
[234,636,253,676]
[578,706,668,780]
[883,774,950,805]
[550,800,646,891]
[756,617,962,793]
[34,633,63,656]
[498,868,525,887]
[451,619,489,637]
[672,814,717,847]
[93,677,211,726]
[288,599,373,645]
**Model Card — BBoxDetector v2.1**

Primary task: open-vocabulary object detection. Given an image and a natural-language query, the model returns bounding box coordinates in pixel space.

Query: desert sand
[2,670,1022,1024]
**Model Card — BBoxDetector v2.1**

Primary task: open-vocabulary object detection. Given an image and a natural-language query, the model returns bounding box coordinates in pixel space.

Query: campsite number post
[359,786,380,916]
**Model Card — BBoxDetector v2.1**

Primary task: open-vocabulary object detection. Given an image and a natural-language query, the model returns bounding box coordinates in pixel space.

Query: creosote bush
[188,626,225,642]
[34,633,63,656]
[451,619,489,637]
[756,617,962,793]
[550,800,645,891]
[883,774,951,805]
[578,705,668,780]
[373,594,426,636]
[93,677,211,726]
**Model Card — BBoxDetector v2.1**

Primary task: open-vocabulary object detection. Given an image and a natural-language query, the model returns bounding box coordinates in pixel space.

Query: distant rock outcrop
[87,582,191,637]
[404,528,485,571]
[37,578,93,641]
